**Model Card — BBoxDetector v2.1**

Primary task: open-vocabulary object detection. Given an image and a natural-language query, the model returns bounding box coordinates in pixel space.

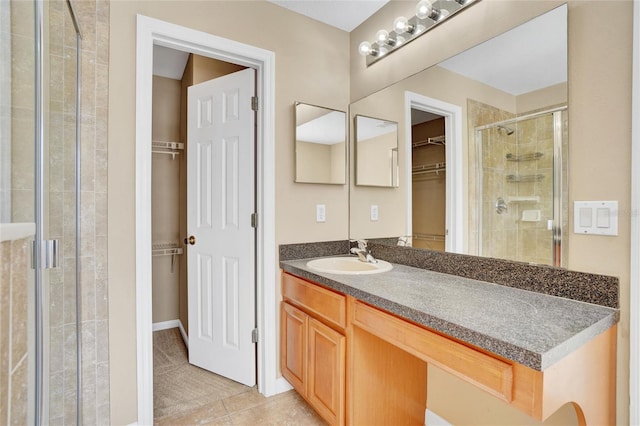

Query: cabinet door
[281,303,307,394]
[308,317,346,425]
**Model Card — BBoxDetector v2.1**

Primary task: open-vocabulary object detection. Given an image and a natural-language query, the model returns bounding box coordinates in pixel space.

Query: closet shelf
[412,162,446,176]
[152,241,184,257]
[152,140,184,160]
[413,233,446,242]
[413,135,445,148]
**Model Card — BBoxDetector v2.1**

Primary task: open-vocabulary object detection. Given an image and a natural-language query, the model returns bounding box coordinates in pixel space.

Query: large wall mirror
[349,5,568,267]
[295,102,347,185]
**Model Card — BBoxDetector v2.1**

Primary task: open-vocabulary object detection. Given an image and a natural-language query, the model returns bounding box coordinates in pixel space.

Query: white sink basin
[306,257,393,275]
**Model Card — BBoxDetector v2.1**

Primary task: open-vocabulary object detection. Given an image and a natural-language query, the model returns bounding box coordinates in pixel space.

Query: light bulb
[376,29,389,44]
[415,0,433,19]
[393,16,413,34]
[358,41,376,57]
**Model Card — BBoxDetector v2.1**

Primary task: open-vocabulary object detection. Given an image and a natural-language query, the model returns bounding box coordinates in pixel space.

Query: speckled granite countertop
[280,256,619,371]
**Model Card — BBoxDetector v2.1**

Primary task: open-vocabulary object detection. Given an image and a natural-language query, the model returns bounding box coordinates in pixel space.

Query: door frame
[135,15,280,425]
[630,2,639,424]
[404,92,464,253]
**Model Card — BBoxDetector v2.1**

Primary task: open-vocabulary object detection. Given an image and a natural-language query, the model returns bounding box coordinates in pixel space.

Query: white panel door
[187,68,256,386]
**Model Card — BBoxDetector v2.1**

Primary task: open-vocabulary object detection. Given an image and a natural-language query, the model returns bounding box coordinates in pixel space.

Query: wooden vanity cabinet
[281,273,346,425]
[281,271,616,426]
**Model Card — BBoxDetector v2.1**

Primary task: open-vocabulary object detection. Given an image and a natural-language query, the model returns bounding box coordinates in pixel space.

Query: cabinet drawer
[282,273,346,330]
[353,300,513,402]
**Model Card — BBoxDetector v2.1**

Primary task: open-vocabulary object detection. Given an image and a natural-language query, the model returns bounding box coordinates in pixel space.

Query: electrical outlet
[316,204,326,223]
[370,205,379,221]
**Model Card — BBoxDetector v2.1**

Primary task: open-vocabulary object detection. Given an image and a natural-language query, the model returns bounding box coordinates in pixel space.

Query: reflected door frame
[404,92,463,253]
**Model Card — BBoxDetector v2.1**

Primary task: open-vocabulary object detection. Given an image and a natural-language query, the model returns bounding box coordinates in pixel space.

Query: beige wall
[351,1,633,424]
[108,1,350,423]
[296,141,333,183]
[151,76,181,324]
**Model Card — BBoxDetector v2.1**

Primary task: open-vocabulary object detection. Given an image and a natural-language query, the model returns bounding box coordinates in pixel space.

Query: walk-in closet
[411,111,446,251]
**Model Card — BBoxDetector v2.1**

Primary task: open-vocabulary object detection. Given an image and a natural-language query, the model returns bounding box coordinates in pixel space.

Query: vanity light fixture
[359,0,478,66]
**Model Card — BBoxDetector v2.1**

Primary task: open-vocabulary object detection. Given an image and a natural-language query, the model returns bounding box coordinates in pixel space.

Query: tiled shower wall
[467,99,515,256]
[0,235,33,425]
[66,0,111,423]
[5,0,110,423]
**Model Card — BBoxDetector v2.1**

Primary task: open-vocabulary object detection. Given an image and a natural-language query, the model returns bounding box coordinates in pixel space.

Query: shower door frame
[475,106,567,267]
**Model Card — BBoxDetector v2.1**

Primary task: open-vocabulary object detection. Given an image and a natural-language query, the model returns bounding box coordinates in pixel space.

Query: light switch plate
[370,205,379,221]
[316,204,326,223]
[573,201,618,236]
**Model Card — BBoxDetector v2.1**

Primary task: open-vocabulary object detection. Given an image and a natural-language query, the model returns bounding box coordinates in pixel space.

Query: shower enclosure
[1,0,82,424]
[475,107,568,267]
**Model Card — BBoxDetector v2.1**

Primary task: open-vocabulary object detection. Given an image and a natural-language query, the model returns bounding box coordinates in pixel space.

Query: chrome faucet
[350,240,378,264]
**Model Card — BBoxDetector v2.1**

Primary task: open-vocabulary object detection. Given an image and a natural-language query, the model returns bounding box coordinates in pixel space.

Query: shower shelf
[506,152,543,161]
[507,174,545,183]
[507,196,540,203]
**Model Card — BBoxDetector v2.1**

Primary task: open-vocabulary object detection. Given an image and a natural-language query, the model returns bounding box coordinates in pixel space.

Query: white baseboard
[152,319,189,349]
[425,409,451,426]
[274,377,293,395]
[177,320,188,349]
[152,319,180,331]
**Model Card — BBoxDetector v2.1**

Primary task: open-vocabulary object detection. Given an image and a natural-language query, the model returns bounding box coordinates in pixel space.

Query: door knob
[184,235,196,245]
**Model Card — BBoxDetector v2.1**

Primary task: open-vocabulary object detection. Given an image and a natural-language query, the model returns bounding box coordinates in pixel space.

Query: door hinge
[251,96,259,111]
[251,328,259,343]
[251,213,258,228]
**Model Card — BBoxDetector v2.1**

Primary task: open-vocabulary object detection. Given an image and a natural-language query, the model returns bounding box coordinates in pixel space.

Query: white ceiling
[297,110,346,144]
[439,5,567,96]
[266,0,389,32]
[153,45,190,80]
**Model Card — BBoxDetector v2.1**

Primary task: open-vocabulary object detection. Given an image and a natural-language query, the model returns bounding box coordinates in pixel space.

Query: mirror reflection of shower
[475,106,568,267]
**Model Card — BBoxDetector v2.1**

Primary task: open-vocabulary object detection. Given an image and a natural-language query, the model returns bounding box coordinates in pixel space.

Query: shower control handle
[184,235,196,246]
[495,197,508,215]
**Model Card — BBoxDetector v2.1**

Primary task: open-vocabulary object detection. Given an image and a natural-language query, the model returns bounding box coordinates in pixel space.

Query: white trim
[177,320,189,349]
[630,1,639,424]
[404,92,464,253]
[425,409,452,426]
[151,320,180,332]
[275,377,294,394]
[135,15,276,426]
[0,222,35,241]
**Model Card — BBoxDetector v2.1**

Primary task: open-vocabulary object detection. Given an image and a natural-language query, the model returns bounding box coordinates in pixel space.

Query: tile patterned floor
[153,328,326,425]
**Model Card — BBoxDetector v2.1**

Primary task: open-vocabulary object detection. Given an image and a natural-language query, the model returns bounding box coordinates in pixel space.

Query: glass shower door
[42,0,82,423]
[0,0,81,424]
[476,108,566,266]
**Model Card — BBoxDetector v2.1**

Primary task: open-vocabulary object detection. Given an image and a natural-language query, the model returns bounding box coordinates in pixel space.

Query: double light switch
[573,201,618,236]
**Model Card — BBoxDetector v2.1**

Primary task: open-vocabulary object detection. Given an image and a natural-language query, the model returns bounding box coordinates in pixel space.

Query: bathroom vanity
[279,243,619,426]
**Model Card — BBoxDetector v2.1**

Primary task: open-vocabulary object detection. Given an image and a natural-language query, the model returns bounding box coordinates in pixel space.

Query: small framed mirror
[295,102,347,185]
[355,114,399,187]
